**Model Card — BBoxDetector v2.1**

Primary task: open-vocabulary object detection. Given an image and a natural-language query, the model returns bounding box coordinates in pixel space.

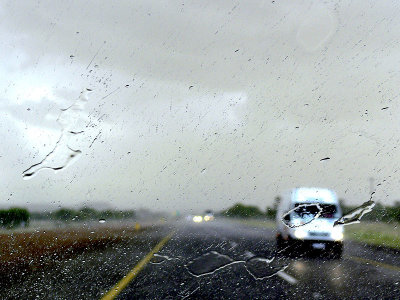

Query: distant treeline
[221,203,264,218]
[221,198,400,223]
[220,197,281,219]
[0,207,136,229]
[0,208,30,228]
[31,207,135,222]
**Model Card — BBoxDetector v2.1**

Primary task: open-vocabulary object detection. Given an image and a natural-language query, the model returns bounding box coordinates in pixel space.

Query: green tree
[54,208,76,221]
[78,207,98,220]
[0,208,30,228]
[265,196,281,219]
[222,203,263,218]
[273,196,281,211]
[265,207,276,219]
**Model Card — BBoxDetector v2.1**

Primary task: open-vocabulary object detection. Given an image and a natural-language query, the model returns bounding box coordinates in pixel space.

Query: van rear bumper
[289,238,343,252]
[288,230,343,242]
[299,239,343,247]
[277,235,343,255]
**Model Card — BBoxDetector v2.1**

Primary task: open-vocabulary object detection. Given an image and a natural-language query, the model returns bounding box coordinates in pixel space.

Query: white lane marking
[243,251,255,259]
[277,270,298,284]
[229,241,238,249]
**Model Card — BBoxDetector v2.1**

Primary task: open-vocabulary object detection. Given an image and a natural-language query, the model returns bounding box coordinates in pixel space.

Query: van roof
[291,187,338,204]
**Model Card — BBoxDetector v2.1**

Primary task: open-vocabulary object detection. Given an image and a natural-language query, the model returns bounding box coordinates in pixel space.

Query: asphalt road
[2,219,400,299]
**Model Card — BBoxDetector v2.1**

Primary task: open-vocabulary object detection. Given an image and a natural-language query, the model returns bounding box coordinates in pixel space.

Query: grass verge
[0,222,148,277]
[344,222,400,250]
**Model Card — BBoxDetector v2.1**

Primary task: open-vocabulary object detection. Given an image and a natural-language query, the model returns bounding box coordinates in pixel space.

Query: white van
[276,187,343,257]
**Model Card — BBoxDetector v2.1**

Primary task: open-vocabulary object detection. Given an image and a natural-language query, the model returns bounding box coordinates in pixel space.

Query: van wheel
[330,243,343,259]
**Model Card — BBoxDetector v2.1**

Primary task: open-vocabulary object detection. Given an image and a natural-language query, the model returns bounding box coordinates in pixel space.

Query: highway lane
[2,219,399,299]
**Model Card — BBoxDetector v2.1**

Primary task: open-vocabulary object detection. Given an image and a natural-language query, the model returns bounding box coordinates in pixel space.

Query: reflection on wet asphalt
[2,220,399,299]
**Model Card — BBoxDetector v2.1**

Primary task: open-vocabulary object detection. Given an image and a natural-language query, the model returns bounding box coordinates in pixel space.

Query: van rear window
[294,203,337,218]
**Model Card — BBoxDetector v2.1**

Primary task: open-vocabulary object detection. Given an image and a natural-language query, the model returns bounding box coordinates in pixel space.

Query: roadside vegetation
[31,207,135,222]
[220,197,281,219]
[220,203,264,218]
[0,206,136,230]
[345,222,400,250]
[0,208,30,228]
[0,206,155,282]
[0,223,147,283]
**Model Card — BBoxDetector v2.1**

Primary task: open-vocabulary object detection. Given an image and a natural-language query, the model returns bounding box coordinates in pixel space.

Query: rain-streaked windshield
[2,1,400,299]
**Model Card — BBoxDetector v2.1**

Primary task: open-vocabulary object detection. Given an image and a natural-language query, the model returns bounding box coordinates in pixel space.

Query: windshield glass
[2,1,400,299]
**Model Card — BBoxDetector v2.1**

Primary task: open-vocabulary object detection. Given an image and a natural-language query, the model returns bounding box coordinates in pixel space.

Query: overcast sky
[1,0,400,213]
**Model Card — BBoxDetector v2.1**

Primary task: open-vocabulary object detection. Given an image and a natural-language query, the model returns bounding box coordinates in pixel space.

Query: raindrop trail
[334,188,379,226]
[86,41,106,70]
[333,200,375,226]
[281,203,323,228]
[186,260,244,277]
[22,135,63,179]
[89,130,102,148]
[101,87,120,100]
[185,251,287,280]
[22,89,91,179]
[181,285,200,300]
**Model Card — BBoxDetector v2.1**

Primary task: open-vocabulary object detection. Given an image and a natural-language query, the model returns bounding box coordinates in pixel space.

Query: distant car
[203,210,214,221]
[192,215,203,223]
[276,187,343,257]
[204,214,214,222]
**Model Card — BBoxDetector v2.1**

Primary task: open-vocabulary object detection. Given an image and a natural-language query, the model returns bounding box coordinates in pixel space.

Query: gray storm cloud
[1,0,399,212]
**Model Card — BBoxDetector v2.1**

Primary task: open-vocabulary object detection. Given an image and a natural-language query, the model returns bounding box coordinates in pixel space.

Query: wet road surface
[2,219,400,299]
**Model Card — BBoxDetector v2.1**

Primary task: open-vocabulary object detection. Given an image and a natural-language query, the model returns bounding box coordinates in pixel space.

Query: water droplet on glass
[150,254,172,264]
[185,251,239,277]
[281,203,323,228]
[245,257,288,280]
[334,200,375,226]
[22,88,92,179]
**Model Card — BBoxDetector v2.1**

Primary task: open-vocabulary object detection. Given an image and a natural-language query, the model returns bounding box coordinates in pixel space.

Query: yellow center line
[346,255,400,272]
[101,231,175,300]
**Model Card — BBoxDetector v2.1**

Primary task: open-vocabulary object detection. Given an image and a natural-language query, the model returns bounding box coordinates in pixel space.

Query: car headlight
[332,227,344,241]
[294,229,307,239]
[192,215,203,223]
